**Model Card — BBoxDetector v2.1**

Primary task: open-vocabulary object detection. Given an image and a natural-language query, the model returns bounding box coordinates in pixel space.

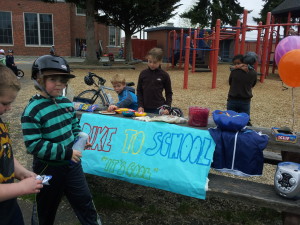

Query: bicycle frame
[74,72,134,108]
[74,73,115,107]
[95,85,114,106]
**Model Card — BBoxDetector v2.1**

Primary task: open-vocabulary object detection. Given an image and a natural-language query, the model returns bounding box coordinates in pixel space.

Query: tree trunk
[84,0,99,64]
[124,32,133,62]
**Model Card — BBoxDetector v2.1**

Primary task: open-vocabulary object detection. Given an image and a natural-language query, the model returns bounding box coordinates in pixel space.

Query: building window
[0,11,13,45]
[116,28,120,46]
[76,6,86,16]
[109,26,121,46]
[24,13,53,46]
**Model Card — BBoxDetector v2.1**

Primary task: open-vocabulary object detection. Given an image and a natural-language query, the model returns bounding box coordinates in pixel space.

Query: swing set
[167,10,300,89]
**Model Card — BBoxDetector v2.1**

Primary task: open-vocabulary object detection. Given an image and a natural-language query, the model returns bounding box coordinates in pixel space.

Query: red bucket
[188,107,209,127]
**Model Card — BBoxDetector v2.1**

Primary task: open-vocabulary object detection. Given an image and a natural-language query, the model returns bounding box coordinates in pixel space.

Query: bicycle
[73,72,135,109]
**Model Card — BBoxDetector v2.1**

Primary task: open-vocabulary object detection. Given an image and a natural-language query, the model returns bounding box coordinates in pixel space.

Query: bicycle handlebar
[86,72,135,87]
[88,72,106,85]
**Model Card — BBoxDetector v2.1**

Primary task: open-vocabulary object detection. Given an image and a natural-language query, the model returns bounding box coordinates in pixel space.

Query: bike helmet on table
[158,105,184,117]
[170,107,184,117]
[31,55,75,80]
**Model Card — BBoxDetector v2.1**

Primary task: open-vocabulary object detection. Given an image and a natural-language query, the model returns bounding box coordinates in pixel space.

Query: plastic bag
[73,102,98,112]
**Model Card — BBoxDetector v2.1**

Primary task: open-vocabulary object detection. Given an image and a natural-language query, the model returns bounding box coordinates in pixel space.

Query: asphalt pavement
[14,56,134,71]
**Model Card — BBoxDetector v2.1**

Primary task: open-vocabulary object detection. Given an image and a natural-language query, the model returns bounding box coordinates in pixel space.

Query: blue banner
[79,113,215,199]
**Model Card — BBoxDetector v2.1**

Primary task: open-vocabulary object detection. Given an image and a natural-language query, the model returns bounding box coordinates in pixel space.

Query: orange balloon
[278,49,300,87]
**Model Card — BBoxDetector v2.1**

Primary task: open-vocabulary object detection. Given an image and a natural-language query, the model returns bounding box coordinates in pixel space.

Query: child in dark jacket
[137,47,173,114]
[227,52,257,126]
[108,74,138,111]
[6,50,18,76]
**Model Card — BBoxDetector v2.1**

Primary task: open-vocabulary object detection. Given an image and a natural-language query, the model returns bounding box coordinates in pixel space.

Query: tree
[253,0,284,24]
[96,0,181,62]
[42,0,99,64]
[180,0,244,29]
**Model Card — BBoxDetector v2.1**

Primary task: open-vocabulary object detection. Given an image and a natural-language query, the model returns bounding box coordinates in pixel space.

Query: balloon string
[292,87,295,131]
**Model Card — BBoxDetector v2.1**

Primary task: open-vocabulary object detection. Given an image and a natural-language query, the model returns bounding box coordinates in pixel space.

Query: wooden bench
[76,111,300,215]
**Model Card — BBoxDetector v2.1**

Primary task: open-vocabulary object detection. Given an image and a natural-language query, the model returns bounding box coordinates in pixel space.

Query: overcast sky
[167,0,265,40]
[170,0,264,26]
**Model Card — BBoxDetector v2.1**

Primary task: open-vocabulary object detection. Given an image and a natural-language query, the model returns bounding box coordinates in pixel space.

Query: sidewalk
[15,56,136,70]
[15,56,126,63]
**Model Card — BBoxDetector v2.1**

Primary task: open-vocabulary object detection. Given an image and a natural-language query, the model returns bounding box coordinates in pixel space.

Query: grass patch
[209,208,281,225]
[177,201,195,215]
[92,192,142,212]
[146,204,165,216]
[20,194,35,202]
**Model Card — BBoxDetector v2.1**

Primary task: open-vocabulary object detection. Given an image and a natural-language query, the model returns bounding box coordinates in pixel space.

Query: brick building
[0,0,121,56]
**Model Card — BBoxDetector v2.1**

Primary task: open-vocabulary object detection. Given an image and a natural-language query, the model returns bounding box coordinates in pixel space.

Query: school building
[0,0,122,57]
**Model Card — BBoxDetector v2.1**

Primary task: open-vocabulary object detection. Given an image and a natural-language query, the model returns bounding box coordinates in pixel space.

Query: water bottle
[72,132,89,152]
[107,93,114,104]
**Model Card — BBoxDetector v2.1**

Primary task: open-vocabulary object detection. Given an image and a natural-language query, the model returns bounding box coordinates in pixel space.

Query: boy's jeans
[32,159,101,225]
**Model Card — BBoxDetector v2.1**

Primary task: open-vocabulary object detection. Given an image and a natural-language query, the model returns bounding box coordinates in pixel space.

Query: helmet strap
[33,79,55,100]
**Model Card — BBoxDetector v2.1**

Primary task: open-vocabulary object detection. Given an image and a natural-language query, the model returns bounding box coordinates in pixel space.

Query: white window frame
[108,26,121,47]
[24,12,54,46]
[76,6,86,16]
[0,11,13,46]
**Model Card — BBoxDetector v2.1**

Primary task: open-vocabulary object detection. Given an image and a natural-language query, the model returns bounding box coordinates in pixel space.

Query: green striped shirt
[21,95,81,162]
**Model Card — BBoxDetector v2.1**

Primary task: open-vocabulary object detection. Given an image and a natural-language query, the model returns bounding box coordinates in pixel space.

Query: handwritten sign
[79,114,215,199]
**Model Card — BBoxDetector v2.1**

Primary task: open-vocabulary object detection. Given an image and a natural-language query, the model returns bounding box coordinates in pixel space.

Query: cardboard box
[272,127,297,143]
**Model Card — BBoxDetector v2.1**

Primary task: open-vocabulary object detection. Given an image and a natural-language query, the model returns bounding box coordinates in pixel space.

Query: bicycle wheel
[75,90,106,107]
[17,69,25,78]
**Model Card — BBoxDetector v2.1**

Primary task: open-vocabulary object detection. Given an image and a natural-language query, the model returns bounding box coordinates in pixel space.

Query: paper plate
[135,112,147,117]
[99,111,116,115]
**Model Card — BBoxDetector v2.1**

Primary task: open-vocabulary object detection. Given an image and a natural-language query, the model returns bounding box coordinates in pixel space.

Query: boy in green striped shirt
[21,55,101,225]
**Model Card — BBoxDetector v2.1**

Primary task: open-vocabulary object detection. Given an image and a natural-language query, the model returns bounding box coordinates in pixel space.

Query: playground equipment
[168,9,300,89]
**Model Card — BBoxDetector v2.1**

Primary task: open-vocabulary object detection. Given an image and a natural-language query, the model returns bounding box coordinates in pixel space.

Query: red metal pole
[266,16,276,77]
[183,36,191,89]
[210,27,215,72]
[192,30,197,73]
[260,12,271,83]
[240,9,248,55]
[210,38,215,71]
[234,19,241,56]
[255,21,262,71]
[212,19,221,89]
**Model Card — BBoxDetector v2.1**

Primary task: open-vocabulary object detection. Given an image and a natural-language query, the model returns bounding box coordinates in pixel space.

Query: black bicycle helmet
[32,55,75,80]
[170,107,184,117]
[8,49,13,53]
[158,105,184,117]
[84,74,94,86]
[243,52,257,66]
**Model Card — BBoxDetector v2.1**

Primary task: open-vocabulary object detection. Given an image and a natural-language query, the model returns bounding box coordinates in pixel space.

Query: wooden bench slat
[208,173,300,214]
[263,151,282,165]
